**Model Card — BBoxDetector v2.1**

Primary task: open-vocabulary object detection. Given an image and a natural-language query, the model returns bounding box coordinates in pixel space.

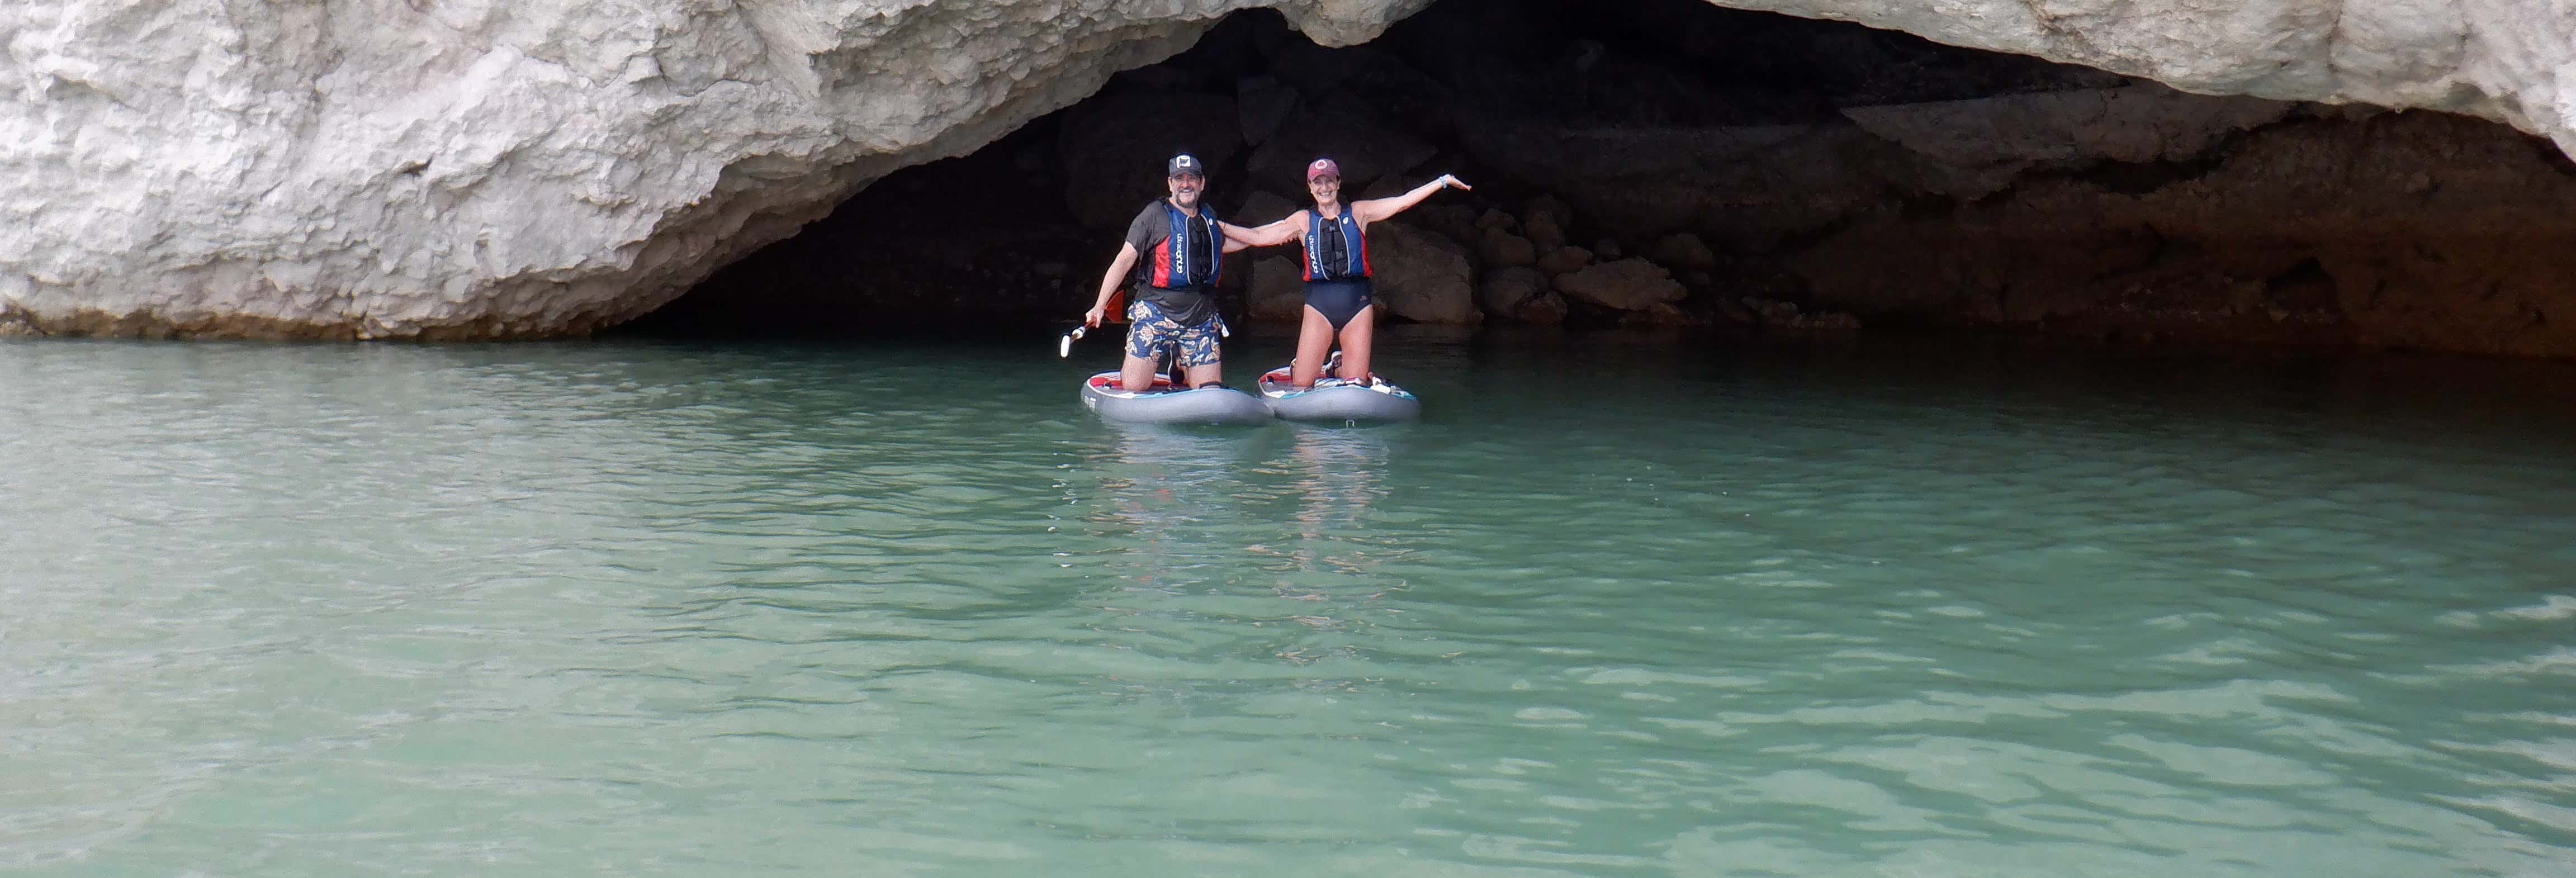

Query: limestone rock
[1556,258,1687,310]
[1845,84,2292,167]
[0,0,1430,339]
[1841,84,2295,197]
[1784,110,2576,355]
[1366,221,1478,324]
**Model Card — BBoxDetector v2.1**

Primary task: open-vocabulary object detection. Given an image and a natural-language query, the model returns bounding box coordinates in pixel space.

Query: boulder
[1247,257,1306,322]
[1627,302,1704,327]
[1555,258,1687,310]
[1525,194,1574,235]
[1366,221,1479,324]
[1514,292,1570,325]
[1409,202,1481,247]
[1523,210,1570,254]
[1743,298,1860,330]
[1479,227,1538,268]
[1479,266,1550,316]
[1650,233,1719,272]
[1535,245,1594,278]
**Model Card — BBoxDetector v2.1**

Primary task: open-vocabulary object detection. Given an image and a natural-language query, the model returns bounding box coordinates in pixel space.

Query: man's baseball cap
[1306,158,1341,181]
[1167,153,1204,177]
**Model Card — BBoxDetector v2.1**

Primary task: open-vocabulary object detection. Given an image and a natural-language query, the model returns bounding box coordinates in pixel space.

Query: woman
[1231,160,1470,390]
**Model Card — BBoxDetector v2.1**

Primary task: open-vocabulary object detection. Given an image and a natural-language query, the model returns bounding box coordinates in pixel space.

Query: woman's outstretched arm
[1354,175,1471,225]
[1221,211,1308,250]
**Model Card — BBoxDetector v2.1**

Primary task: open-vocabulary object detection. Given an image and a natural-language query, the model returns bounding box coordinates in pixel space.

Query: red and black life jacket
[1148,201,1224,288]
[1301,209,1370,282]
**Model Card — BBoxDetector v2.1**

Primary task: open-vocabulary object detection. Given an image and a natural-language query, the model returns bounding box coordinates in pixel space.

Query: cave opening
[621,0,2576,359]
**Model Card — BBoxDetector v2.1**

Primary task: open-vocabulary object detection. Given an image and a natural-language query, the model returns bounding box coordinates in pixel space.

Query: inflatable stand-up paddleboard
[1081,371,1275,425]
[1257,364,1421,423]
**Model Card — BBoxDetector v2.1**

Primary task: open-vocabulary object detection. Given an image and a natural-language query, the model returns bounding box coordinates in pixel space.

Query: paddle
[1057,325,1086,358]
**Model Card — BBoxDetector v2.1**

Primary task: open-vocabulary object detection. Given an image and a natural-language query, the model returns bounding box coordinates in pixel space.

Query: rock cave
[634,0,2576,357]
[7,0,2575,356]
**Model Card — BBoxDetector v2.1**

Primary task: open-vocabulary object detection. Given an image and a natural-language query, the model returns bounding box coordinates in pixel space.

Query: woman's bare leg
[1291,305,1336,389]
[1333,305,1376,383]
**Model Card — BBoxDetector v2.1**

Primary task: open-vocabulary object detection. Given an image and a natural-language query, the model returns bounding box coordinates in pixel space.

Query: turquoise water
[4,332,2574,877]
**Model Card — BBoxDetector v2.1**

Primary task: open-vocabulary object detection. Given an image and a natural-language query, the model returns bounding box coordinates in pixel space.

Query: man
[1082,153,1255,391]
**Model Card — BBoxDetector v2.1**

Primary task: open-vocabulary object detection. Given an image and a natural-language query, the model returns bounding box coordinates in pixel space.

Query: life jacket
[1301,208,1370,282]
[1147,200,1223,288]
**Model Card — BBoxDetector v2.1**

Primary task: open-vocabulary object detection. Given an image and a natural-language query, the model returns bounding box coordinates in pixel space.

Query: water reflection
[1286,426,1391,534]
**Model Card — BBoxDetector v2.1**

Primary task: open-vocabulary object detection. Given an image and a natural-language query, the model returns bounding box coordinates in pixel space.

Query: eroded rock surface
[0,1,1435,338]
[3,0,2573,341]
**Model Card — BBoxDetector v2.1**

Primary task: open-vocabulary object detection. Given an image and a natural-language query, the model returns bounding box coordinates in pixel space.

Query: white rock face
[0,0,2563,338]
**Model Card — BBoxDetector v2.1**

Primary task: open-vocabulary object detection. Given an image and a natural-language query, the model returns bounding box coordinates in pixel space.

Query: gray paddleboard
[1257,365,1421,423]
[1081,371,1275,425]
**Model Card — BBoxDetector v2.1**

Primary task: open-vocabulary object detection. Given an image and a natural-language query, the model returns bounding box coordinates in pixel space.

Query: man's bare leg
[1182,362,1223,388]
[1119,353,1158,392]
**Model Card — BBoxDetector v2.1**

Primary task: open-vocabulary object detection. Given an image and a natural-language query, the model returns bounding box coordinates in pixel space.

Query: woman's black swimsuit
[1305,278,1373,330]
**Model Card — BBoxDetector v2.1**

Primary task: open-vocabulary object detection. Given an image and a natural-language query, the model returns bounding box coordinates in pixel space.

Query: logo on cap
[1167,154,1202,176]
[1306,158,1341,181]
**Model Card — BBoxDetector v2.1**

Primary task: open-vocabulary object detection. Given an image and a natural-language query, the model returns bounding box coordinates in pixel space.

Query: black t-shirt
[1124,200,1220,326]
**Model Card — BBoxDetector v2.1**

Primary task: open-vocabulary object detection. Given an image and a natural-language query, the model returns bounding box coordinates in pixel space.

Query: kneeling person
[1082,153,1256,391]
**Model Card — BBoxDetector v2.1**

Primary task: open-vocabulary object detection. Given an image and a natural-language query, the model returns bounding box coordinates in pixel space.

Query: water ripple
[2,338,2573,875]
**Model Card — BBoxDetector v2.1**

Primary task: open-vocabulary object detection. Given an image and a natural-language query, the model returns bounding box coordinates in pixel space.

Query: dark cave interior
[624,0,2576,358]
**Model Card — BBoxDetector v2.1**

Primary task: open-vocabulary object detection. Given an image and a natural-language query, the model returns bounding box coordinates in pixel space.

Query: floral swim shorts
[1124,300,1225,367]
